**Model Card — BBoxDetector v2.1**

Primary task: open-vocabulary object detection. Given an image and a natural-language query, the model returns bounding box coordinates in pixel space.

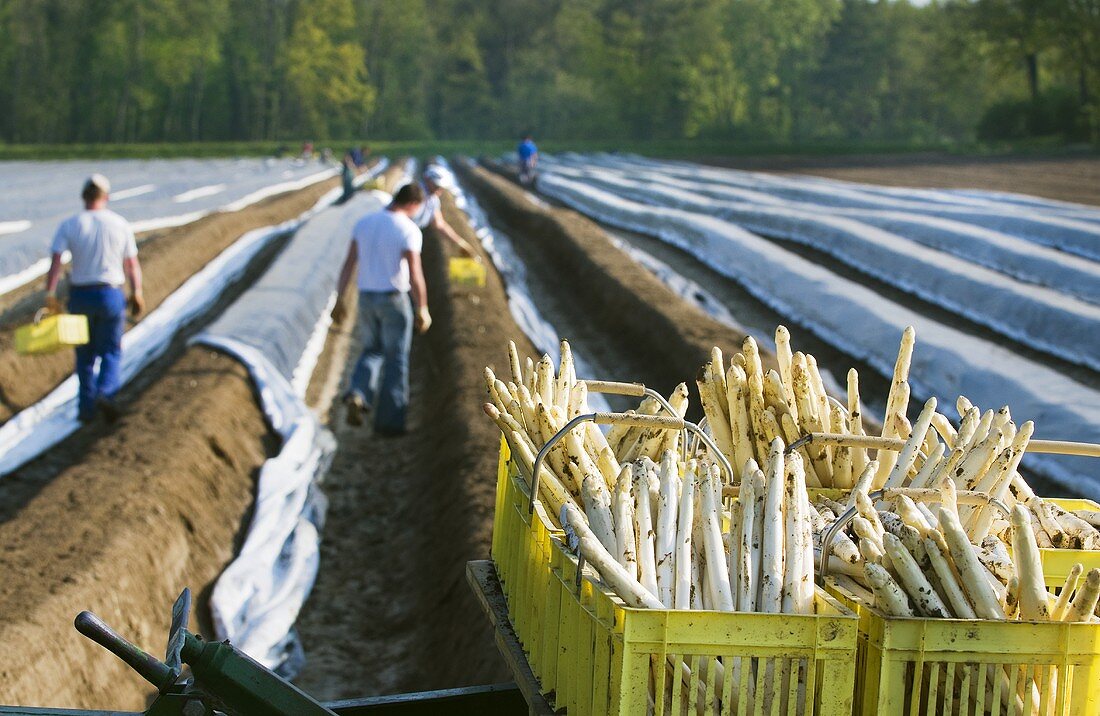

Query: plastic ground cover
[544,162,1100,372]
[0,158,339,297]
[190,171,391,674]
[565,153,1100,262]
[536,171,1100,496]
[549,159,1100,308]
[0,161,387,477]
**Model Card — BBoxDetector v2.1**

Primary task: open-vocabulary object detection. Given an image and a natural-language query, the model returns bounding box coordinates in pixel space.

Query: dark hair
[392,183,424,206]
[82,183,106,203]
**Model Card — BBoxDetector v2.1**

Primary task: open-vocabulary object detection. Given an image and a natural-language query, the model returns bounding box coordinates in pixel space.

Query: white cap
[84,173,111,195]
[422,166,446,185]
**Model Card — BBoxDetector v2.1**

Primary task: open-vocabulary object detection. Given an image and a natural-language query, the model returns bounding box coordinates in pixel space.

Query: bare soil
[0,174,343,423]
[699,152,1100,207]
[293,185,533,698]
[0,348,273,710]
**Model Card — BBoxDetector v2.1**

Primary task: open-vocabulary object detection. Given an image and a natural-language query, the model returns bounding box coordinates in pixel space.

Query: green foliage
[0,0,1093,145]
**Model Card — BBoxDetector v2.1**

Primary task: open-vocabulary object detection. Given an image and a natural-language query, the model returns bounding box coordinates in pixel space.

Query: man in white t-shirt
[334,183,430,434]
[412,165,475,256]
[44,174,145,422]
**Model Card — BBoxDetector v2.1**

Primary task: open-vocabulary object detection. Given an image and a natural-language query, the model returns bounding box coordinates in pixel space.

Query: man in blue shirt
[517,134,538,185]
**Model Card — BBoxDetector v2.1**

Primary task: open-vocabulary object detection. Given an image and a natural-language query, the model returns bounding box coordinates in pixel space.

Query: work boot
[96,398,122,424]
[344,394,369,427]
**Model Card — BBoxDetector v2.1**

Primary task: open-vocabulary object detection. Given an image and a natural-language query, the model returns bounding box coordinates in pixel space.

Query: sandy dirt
[293,184,533,698]
[0,174,343,423]
[700,152,1100,207]
[0,348,273,709]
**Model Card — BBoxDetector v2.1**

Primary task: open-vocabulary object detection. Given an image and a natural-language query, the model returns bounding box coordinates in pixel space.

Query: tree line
[0,0,1095,145]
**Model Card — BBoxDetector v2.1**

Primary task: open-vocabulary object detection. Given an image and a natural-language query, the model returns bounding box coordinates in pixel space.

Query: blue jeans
[347,291,413,431]
[68,285,126,419]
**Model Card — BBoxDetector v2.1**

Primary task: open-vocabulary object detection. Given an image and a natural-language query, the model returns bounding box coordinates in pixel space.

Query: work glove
[44,294,62,316]
[128,292,145,318]
[414,306,432,334]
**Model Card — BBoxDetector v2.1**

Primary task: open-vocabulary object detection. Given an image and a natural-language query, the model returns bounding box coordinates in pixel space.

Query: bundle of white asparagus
[697,325,1100,551]
[482,339,817,615]
[818,474,1100,624]
[481,339,688,532]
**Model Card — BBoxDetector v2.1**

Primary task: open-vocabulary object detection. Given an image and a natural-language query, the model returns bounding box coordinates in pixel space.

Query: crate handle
[788,432,1100,459]
[529,413,734,515]
[582,380,689,462]
[817,487,1011,584]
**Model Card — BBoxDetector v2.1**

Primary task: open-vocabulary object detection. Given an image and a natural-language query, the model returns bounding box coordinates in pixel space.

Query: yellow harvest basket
[448,257,486,287]
[825,579,1100,715]
[15,311,89,355]
[491,439,859,716]
[1037,497,1100,589]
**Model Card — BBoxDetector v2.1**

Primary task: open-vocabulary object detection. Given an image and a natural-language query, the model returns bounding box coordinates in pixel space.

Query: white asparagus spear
[535,354,555,407]
[726,365,755,475]
[561,503,664,609]
[924,532,977,619]
[507,341,524,386]
[556,340,574,414]
[882,397,937,490]
[697,365,735,459]
[938,505,1006,619]
[614,466,638,577]
[896,495,934,536]
[882,533,951,618]
[759,440,786,613]
[848,460,878,509]
[654,451,679,606]
[633,461,659,597]
[866,562,914,616]
[847,368,869,476]
[700,464,735,611]
[674,460,695,610]
[782,453,805,614]
[1064,569,1100,622]
[775,325,795,404]
[794,454,816,613]
[596,447,622,495]
[1051,564,1083,621]
[737,466,761,611]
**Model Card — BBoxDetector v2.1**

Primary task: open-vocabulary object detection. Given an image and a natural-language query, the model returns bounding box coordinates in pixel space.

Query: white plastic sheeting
[0,160,394,476]
[537,172,1100,496]
[550,161,1100,308]
[430,158,611,411]
[190,179,392,674]
[0,159,339,297]
[557,153,1100,261]
[545,163,1100,371]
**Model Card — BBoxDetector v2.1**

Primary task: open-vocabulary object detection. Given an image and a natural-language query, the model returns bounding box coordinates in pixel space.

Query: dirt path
[0,348,273,710]
[699,153,1100,207]
[293,184,531,698]
[0,173,344,423]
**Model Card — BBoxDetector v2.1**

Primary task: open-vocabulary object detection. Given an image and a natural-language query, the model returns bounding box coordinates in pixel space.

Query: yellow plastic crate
[14,312,89,354]
[825,578,1100,715]
[448,257,487,287]
[491,438,859,715]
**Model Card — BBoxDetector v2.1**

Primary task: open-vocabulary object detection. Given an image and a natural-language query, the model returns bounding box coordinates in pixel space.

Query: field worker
[413,165,475,256]
[334,183,431,435]
[517,134,538,184]
[44,174,145,422]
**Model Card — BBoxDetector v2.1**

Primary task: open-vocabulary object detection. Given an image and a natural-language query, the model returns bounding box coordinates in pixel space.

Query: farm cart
[0,586,549,716]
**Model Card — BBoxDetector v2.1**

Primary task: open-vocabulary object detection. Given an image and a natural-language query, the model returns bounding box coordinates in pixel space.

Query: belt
[360,289,405,296]
[72,282,121,289]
